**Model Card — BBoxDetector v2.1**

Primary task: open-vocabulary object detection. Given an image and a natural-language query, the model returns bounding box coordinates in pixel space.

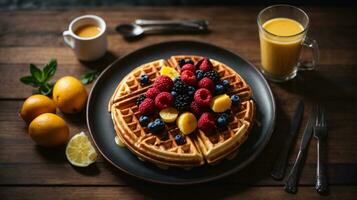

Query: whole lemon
[53,76,88,114]
[29,113,69,147]
[20,94,56,124]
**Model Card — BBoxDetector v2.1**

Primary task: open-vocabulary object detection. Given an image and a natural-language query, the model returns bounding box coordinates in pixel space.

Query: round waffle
[108,55,255,168]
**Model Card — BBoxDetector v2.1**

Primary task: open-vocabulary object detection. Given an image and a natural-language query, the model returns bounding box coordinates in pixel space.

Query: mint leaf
[81,70,100,85]
[43,59,57,82]
[30,64,44,82]
[20,76,41,87]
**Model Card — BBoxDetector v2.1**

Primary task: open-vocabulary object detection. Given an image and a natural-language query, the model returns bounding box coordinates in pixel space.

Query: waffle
[109,55,255,168]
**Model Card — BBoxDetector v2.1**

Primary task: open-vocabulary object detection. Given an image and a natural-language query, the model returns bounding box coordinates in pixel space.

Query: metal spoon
[135,19,209,29]
[116,23,208,39]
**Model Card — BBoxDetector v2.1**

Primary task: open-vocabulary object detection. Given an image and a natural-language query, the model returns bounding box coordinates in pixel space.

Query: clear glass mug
[257,5,319,82]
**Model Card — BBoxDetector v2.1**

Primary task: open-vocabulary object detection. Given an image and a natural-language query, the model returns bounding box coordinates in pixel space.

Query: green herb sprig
[81,70,101,85]
[20,59,57,96]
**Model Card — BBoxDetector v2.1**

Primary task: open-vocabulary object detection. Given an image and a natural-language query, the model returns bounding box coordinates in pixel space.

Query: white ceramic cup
[63,15,107,61]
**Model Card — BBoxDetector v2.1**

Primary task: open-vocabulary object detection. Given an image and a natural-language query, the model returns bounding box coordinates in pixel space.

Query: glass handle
[298,36,319,70]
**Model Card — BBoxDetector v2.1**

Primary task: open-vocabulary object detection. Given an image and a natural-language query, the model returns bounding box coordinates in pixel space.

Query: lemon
[210,94,232,113]
[66,132,97,167]
[53,76,87,114]
[20,94,56,124]
[28,113,69,147]
[160,66,180,80]
[159,107,178,123]
[177,112,197,135]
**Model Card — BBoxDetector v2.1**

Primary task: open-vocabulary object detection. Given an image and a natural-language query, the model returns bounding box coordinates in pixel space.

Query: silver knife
[271,100,304,180]
[284,106,317,194]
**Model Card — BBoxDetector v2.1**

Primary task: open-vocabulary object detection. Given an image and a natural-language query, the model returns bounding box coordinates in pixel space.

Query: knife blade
[285,107,317,193]
[271,100,304,180]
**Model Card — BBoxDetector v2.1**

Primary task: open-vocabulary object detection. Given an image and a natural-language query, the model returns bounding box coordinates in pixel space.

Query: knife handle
[271,133,296,180]
[316,138,328,194]
[284,150,306,194]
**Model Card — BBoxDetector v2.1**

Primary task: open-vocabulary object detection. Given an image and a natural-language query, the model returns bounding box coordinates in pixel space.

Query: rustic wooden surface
[0,6,356,199]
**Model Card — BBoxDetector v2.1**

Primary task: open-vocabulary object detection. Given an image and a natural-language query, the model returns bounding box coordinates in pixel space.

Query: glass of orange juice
[257,5,319,82]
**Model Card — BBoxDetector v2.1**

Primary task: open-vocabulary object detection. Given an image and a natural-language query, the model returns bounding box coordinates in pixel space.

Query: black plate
[87,40,276,185]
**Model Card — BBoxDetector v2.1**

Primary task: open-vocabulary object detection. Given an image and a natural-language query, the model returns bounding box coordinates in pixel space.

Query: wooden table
[0,6,356,199]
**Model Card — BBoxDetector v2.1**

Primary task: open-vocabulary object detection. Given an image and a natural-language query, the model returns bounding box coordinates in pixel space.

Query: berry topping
[174,94,191,111]
[136,94,146,106]
[147,118,165,133]
[172,78,188,94]
[198,112,216,133]
[187,86,196,96]
[159,107,178,123]
[160,66,180,80]
[198,58,213,72]
[175,134,186,145]
[190,101,207,116]
[181,70,197,86]
[231,95,240,104]
[153,75,174,92]
[155,92,174,110]
[177,112,197,135]
[178,58,194,67]
[139,98,156,115]
[194,88,212,107]
[196,70,204,80]
[198,77,215,93]
[139,74,150,84]
[181,63,195,73]
[145,87,160,99]
[217,114,228,127]
[139,115,150,126]
[171,91,177,97]
[215,84,224,94]
[210,94,232,113]
[222,80,230,88]
[204,70,220,83]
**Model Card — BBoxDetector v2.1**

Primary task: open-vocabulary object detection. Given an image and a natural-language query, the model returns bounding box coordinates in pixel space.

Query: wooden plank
[1,186,357,200]
[1,162,356,186]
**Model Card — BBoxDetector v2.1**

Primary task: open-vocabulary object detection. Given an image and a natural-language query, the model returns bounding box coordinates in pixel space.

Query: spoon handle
[142,25,207,34]
[135,19,208,28]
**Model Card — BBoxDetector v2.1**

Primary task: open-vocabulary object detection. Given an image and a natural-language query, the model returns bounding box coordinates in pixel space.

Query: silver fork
[314,105,328,194]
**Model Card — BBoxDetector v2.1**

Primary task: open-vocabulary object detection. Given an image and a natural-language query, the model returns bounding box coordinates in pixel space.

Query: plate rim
[86,40,276,185]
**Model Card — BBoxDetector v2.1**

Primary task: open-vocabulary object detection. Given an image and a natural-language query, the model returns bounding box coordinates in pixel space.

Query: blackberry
[136,94,146,106]
[178,58,194,67]
[172,79,189,94]
[204,70,220,83]
[174,94,191,111]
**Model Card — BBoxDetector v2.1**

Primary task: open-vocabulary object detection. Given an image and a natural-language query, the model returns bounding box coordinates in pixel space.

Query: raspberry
[190,101,207,116]
[139,98,156,115]
[153,75,174,92]
[198,112,216,133]
[181,70,197,86]
[145,87,160,99]
[198,58,213,72]
[198,77,215,93]
[155,92,174,110]
[194,88,212,107]
[181,63,195,73]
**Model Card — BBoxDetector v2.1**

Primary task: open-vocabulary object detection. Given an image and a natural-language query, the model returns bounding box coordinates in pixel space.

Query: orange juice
[260,18,304,76]
[75,24,101,38]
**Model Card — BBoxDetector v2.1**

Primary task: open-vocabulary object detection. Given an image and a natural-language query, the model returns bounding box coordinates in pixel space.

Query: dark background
[0,0,355,10]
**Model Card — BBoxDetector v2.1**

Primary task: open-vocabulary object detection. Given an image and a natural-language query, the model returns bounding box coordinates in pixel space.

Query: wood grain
[0,6,356,199]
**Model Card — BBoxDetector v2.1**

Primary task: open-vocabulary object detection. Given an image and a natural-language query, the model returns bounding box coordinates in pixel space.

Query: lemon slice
[66,132,97,167]
[160,66,179,80]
